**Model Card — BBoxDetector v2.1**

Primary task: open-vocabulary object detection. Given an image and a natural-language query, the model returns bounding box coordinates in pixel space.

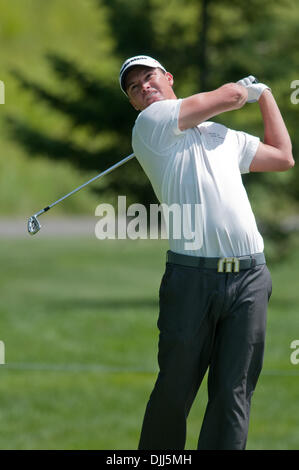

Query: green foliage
[0,0,116,215]
[0,0,298,254]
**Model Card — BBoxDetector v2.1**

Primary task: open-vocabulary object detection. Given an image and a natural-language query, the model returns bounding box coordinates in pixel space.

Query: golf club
[27,153,135,235]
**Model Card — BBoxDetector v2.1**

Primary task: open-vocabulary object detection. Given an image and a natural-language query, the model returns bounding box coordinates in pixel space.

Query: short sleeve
[235,130,260,174]
[133,99,184,155]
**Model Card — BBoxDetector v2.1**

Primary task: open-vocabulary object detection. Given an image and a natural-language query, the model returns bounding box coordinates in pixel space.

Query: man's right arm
[178,83,248,131]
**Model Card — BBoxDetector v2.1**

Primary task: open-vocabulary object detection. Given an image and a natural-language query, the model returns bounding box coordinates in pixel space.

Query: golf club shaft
[34,153,135,217]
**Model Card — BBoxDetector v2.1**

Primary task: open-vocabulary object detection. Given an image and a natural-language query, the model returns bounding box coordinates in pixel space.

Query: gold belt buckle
[217,257,240,273]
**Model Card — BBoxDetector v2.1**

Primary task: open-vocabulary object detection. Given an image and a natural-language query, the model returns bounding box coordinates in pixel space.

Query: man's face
[125,66,175,111]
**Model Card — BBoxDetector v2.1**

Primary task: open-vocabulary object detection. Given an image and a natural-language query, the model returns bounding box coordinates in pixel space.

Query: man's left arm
[250,89,294,172]
[237,76,294,172]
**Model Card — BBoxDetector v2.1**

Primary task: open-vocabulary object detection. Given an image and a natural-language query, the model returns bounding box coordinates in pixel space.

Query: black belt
[166,250,266,273]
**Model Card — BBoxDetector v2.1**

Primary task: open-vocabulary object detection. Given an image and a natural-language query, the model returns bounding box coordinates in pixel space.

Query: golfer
[119,56,294,450]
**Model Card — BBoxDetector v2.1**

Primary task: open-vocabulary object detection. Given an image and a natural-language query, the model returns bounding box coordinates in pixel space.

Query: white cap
[119,55,166,94]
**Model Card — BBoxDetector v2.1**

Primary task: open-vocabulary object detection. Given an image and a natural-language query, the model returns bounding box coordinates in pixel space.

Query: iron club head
[27,215,41,235]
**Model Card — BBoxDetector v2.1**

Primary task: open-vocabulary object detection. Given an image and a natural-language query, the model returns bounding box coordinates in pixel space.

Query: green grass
[0,236,299,449]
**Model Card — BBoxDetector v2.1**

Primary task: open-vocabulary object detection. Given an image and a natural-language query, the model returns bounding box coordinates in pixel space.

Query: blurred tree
[5,0,299,257]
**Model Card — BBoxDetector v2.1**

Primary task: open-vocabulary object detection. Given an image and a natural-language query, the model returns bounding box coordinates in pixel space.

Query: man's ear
[165,72,174,87]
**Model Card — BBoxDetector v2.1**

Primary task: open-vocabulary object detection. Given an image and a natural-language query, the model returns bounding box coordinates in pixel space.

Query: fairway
[0,234,299,449]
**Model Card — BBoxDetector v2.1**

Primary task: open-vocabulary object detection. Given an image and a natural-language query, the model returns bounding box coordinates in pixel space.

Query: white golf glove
[237,75,271,103]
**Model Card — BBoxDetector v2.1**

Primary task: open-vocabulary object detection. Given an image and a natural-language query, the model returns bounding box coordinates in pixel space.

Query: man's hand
[237,75,270,103]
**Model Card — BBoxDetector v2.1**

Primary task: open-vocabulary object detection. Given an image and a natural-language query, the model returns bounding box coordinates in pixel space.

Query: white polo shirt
[132,98,264,257]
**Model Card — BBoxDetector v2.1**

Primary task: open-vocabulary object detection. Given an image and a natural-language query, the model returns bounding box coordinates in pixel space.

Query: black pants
[138,258,272,450]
